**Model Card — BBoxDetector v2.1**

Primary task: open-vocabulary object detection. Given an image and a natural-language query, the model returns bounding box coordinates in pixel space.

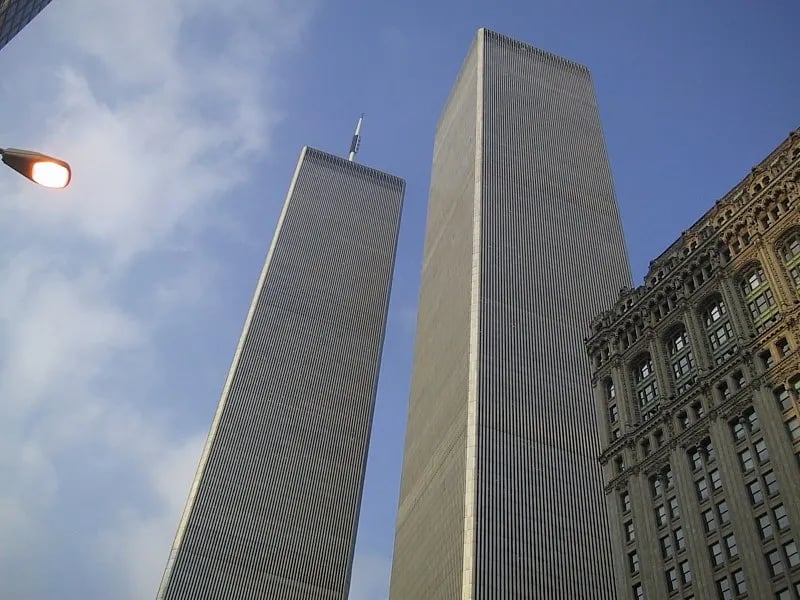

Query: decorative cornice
[587,131,800,342]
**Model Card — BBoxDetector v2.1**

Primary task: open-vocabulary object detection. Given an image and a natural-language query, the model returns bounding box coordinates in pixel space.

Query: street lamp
[0,147,71,188]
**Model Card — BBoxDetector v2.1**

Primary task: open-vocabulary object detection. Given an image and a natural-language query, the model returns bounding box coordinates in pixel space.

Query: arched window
[741,264,779,333]
[780,231,800,294]
[701,297,736,365]
[666,326,696,394]
[633,354,659,421]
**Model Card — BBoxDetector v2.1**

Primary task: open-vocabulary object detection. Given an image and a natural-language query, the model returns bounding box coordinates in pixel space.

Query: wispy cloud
[0,0,316,597]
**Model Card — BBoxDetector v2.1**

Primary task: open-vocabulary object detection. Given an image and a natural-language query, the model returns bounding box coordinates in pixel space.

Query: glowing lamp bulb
[31,160,71,188]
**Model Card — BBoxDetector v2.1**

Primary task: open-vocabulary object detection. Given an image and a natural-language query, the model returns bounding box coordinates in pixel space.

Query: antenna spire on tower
[348,114,364,161]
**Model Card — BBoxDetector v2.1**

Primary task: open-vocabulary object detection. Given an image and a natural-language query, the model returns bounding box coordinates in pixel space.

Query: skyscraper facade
[588,130,800,599]
[389,28,631,599]
[0,0,52,52]
[158,147,404,599]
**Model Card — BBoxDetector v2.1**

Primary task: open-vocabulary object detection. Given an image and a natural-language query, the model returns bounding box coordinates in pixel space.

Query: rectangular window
[680,560,691,585]
[710,541,724,567]
[717,576,732,600]
[674,527,685,552]
[747,409,760,432]
[785,540,799,568]
[629,550,639,574]
[671,331,688,353]
[710,469,722,492]
[775,504,789,531]
[755,439,769,463]
[718,501,730,525]
[703,509,716,533]
[625,520,635,543]
[724,533,738,559]
[694,477,708,502]
[638,359,654,380]
[666,567,678,593]
[651,476,662,498]
[710,322,734,350]
[732,569,746,595]
[673,354,693,378]
[748,289,776,319]
[668,497,679,520]
[696,478,709,501]
[758,513,773,540]
[621,491,631,513]
[739,449,754,471]
[744,268,767,294]
[706,301,726,325]
[655,505,667,528]
[633,583,644,600]
[609,404,619,424]
[689,449,703,471]
[764,470,779,496]
[748,479,763,504]
[639,382,658,405]
[661,535,672,559]
[731,420,746,442]
[787,416,800,442]
[767,548,784,576]
[775,387,792,411]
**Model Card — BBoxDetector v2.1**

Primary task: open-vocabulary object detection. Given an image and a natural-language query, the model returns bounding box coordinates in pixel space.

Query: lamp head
[1,147,71,188]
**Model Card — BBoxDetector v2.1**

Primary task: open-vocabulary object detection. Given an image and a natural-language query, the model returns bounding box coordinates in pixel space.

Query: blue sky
[0,1,797,598]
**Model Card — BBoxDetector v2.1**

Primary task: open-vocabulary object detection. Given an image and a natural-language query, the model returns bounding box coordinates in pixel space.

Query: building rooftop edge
[434,28,591,135]
[478,27,590,73]
[302,146,405,186]
[586,127,800,342]
[650,128,800,266]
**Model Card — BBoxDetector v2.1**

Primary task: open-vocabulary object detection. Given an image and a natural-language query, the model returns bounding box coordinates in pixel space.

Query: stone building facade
[587,129,800,600]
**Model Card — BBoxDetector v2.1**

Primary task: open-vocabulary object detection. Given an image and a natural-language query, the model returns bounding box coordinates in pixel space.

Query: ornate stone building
[587,129,800,600]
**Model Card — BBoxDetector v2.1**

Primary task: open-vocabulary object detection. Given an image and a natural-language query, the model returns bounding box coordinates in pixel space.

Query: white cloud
[0,0,316,597]
[93,428,206,599]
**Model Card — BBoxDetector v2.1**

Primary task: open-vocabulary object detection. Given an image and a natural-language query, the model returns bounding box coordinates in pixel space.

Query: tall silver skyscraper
[159,145,404,599]
[389,29,632,599]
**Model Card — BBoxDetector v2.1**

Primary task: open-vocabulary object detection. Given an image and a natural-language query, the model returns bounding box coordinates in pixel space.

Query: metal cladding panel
[160,147,404,600]
[475,31,631,599]
[0,0,52,51]
[389,38,479,600]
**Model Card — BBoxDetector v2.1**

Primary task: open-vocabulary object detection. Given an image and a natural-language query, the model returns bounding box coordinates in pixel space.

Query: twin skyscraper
[158,28,631,599]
